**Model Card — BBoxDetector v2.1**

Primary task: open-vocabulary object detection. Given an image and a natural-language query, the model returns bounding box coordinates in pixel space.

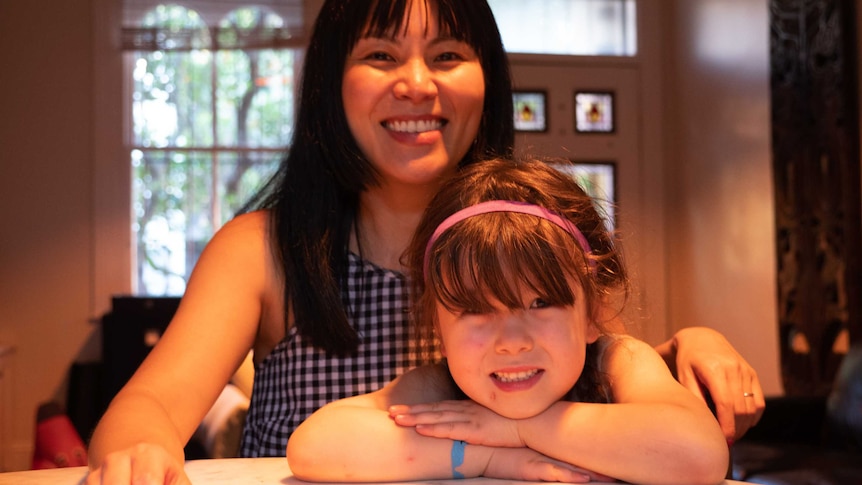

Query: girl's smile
[437,285,600,420]
[491,367,545,391]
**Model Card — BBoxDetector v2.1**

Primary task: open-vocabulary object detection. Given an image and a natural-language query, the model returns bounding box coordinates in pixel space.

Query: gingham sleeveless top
[239,252,422,457]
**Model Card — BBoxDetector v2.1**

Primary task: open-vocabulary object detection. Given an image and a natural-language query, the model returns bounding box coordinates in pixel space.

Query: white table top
[0,457,748,484]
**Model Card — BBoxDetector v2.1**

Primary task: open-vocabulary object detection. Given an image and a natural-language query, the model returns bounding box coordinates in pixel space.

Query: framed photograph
[574,91,615,134]
[513,90,548,132]
[552,160,617,230]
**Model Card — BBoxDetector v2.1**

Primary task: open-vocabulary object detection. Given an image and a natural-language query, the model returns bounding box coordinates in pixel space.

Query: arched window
[124,3,301,294]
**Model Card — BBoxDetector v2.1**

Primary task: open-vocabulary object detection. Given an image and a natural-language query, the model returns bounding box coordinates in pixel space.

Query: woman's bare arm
[87,212,275,483]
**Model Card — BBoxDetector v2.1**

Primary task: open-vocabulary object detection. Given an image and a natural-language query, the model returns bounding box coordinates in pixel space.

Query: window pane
[133,5,213,148]
[133,50,214,148]
[215,49,297,147]
[133,150,214,295]
[216,7,297,147]
[489,0,637,56]
[132,149,281,295]
[216,151,281,221]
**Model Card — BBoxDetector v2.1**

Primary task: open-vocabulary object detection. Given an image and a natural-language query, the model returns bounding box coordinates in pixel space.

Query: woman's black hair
[241,0,514,356]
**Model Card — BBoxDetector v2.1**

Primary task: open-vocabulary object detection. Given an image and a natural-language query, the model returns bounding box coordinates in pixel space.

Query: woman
[86,1,762,483]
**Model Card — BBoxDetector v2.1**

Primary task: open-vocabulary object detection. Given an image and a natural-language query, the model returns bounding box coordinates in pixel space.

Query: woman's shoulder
[203,210,273,256]
[220,209,271,235]
[184,209,278,296]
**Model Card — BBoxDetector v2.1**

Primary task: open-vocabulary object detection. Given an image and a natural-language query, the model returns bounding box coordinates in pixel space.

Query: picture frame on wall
[574,91,615,134]
[513,90,548,132]
[552,160,617,230]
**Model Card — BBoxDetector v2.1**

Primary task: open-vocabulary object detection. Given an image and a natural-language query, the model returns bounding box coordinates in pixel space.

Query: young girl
[287,158,729,485]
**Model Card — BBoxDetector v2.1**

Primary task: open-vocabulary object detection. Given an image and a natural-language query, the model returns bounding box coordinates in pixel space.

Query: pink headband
[423,200,595,277]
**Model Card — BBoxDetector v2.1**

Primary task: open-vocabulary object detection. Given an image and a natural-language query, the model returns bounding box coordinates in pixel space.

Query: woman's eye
[435,52,463,62]
[366,51,394,62]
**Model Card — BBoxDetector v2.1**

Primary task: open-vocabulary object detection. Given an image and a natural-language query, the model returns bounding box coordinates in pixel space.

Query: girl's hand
[485,447,615,483]
[390,400,524,447]
[670,327,766,442]
[84,443,191,485]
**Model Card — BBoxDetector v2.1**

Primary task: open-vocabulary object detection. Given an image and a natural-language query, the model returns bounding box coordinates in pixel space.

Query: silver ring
[743,392,754,398]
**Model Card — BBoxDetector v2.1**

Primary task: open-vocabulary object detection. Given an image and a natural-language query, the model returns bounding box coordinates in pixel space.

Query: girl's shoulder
[387,363,460,405]
[596,333,676,384]
[596,333,652,349]
[595,334,663,369]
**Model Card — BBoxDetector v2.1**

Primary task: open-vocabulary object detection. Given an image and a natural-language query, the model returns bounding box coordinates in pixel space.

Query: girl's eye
[530,298,551,309]
[460,308,486,316]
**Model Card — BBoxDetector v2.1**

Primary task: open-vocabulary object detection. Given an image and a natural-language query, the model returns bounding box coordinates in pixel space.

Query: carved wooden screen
[770,0,861,396]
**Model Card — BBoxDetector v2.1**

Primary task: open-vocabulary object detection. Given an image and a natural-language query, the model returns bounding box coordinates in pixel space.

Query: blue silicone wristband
[451,440,466,479]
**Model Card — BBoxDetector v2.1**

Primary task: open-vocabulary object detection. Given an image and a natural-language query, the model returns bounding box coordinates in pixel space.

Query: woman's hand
[666,326,765,442]
[484,447,615,483]
[389,400,524,447]
[84,443,191,485]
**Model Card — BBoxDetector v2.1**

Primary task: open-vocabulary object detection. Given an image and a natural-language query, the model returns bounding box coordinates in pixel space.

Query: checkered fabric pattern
[239,253,423,457]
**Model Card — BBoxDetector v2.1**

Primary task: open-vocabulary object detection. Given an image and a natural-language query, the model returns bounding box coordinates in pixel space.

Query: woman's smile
[382,116,447,145]
[383,117,446,134]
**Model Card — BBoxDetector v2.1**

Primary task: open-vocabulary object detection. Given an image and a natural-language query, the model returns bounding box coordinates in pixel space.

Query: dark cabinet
[100,296,181,412]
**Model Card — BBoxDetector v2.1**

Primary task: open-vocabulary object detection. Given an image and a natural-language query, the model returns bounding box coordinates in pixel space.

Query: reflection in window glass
[130,4,296,295]
[488,0,637,56]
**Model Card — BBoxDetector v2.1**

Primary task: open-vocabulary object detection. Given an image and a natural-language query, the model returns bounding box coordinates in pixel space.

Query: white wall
[0,0,791,471]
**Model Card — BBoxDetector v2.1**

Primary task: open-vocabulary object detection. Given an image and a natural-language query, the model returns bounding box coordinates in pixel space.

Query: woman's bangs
[433,0,476,46]
[359,0,473,45]
[359,0,410,39]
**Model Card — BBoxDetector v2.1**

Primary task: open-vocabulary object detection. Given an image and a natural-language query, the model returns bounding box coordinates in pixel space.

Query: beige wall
[661,1,782,396]
[0,0,98,471]
[0,0,790,471]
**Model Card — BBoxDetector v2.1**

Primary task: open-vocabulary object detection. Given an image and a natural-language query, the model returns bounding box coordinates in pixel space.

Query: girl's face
[342,1,485,189]
[436,282,600,419]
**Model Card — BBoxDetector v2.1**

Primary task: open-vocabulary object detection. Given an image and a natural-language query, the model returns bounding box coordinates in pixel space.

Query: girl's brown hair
[405,157,629,402]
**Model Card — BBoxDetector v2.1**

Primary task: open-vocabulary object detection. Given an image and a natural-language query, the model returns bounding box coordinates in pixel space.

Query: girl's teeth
[386,119,442,133]
[494,369,539,383]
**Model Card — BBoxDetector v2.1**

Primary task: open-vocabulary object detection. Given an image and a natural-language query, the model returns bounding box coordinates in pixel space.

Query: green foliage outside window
[131,4,295,294]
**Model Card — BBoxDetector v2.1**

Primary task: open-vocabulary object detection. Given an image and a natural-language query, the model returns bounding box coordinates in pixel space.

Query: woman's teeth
[494,369,539,383]
[385,119,443,133]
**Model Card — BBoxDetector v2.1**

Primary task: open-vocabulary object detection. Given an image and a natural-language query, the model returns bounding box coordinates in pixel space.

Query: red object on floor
[31,401,87,469]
